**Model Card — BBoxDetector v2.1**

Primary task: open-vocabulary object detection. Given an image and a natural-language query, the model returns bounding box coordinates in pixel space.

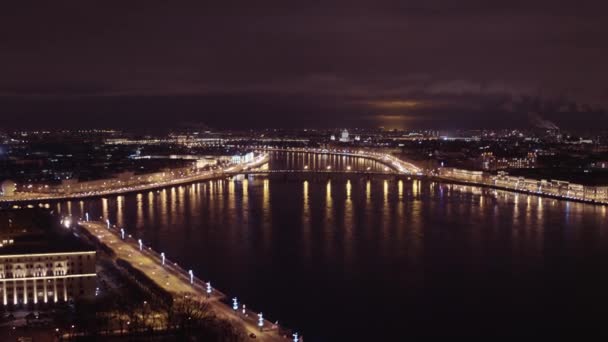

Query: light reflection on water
[52,152,608,340]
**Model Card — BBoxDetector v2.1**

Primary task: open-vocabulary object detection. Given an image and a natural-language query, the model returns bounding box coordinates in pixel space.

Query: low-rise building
[0,212,96,306]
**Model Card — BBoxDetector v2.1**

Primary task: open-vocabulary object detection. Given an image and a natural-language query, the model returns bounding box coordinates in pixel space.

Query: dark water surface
[58,152,608,340]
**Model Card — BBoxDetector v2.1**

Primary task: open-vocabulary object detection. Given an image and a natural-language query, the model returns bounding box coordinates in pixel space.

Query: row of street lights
[89,215,300,340]
[302,165,383,172]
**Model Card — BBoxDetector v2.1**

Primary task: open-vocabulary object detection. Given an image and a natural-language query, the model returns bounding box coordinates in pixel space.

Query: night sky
[1,1,607,130]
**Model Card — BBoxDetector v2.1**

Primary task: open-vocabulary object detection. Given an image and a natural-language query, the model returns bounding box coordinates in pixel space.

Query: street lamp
[138,239,143,251]
[120,228,125,240]
[206,281,212,296]
[106,219,111,229]
[188,270,194,284]
[85,212,89,222]
[161,252,165,265]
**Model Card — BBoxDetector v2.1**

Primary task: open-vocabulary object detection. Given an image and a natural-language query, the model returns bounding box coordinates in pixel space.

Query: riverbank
[433,175,608,206]
[79,220,293,341]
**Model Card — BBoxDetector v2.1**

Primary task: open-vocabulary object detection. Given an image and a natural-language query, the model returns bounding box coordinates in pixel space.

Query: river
[56,151,608,340]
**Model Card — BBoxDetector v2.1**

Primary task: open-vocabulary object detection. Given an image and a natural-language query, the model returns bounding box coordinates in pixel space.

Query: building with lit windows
[231,152,255,164]
[0,211,96,306]
[479,152,537,170]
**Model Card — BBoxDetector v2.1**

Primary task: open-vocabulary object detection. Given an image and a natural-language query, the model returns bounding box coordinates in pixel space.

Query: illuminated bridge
[231,146,423,175]
[225,169,399,176]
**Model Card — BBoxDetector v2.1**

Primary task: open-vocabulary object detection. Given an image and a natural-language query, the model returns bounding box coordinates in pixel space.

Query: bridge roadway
[226,169,399,176]
[80,221,291,341]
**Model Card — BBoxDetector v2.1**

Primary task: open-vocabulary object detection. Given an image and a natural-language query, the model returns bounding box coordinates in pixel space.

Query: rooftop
[0,209,94,256]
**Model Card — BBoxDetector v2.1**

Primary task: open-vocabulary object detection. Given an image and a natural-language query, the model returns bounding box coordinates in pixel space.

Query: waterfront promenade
[80,221,292,341]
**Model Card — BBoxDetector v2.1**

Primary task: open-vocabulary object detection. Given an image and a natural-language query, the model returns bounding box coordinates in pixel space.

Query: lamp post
[106,219,111,229]
[188,270,194,284]
[120,228,125,240]
[161,252,165,265]
[138,239,143,251]
[85,212,89,222]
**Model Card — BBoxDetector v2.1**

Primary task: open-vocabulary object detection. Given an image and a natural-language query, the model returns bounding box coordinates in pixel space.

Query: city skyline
[2,3,608,340]
[1,1,607,129]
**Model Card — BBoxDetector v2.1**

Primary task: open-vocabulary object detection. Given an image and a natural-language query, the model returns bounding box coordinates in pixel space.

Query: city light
[2,67,607,342]
[206,281,212,295]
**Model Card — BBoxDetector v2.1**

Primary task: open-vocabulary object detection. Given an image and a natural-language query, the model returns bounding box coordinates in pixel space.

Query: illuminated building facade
[231,152,255,164]
[439,168,608,203]
[0,211,96,306]
[0,250,96,306]
[339,130,350,142]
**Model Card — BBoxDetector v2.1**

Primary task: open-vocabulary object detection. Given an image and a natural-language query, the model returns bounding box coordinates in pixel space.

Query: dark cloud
[0,1,607,129]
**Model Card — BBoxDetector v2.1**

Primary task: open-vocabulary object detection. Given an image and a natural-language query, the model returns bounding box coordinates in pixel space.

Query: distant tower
[339,129,350,142]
